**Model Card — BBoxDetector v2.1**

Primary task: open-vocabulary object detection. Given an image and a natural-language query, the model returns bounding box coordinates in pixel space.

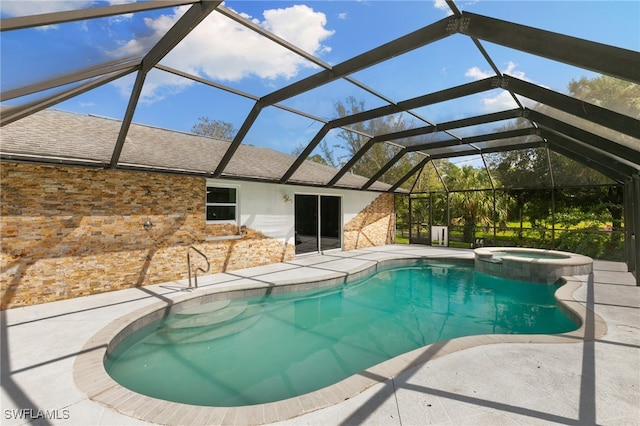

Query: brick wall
[1,163,294,309]
[1,163,395,309]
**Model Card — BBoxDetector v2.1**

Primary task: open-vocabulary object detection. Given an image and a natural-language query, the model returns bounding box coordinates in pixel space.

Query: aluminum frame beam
[505,76,640,139]
[262,16,455,107]
[333,77,500,129]
[541,130,637,180]
[280,77,499,183]
[360,128,539,191]
[427,140,544,160]
[110,0,222,168]
[374,109,523,145]
[406,128,538,153]
[362,150,408,190]
[1,59,141,102]
[545,141,628,184]
[327,139,377,187]
[527,109,640,166]
[459,12,640,84]
[215,3,414,122]
[543,130,639,172]
[624,181,635,272]
[633,174,640,286]
[214,15,457,177]
[388,157,432,193]
[1,68,135,126]
[327,109,524,187]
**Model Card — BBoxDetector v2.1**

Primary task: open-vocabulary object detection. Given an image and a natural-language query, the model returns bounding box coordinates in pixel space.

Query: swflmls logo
[4,408,70,420]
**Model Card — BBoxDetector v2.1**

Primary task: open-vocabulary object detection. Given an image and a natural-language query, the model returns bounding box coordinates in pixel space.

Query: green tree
[191,117,237,141]
[568,75,640,118]
[442,164,507,244]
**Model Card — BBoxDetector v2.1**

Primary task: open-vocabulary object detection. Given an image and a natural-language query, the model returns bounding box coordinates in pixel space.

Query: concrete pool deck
[1,244,639,425]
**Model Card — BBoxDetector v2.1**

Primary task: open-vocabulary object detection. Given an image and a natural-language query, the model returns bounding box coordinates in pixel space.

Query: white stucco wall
[207,179,381,245]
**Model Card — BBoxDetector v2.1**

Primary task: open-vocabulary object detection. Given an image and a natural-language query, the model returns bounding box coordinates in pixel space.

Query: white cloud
[433,0,454,16]
[502,61,527,80]
[338,12,348,20]
[480,90,519,111]
[464,66,494,80]
[464,61,535,111]
[109,4,334,103]
[465,61,530,82]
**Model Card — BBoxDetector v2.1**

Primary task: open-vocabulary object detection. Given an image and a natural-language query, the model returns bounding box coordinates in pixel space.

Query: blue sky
[1,0,639,161]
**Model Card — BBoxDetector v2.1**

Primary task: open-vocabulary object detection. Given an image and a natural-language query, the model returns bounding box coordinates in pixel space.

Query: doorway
[295,194,341,255]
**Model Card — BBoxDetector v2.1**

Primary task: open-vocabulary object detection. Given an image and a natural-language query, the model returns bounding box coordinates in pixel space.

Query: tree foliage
[445,165,507,242]
[191,117,237,141]
[292,140,336,167]
[398,75,627,255]
[332,96,418,184]
[568,75,640,119]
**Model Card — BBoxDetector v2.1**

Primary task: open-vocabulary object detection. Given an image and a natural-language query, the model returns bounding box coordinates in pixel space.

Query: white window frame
[205,182,239,225]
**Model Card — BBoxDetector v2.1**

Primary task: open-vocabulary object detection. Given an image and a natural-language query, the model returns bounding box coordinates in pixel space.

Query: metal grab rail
[187,246,210,289]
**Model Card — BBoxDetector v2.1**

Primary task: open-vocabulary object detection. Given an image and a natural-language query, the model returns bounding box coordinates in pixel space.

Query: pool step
[174,299,231,317]
[163,301,248,330]
[144,304,262,345]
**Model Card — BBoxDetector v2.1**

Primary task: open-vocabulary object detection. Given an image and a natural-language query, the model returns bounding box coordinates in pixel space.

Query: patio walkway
[1,245,638,425]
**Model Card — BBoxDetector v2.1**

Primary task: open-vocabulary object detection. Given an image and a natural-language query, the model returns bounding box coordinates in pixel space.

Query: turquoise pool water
[105,261,578,407]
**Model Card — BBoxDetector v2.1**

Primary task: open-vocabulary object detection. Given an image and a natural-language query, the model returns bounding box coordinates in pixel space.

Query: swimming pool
[104,260,578,407]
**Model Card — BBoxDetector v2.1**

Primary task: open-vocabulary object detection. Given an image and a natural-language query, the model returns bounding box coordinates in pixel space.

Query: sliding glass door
[294,195,318,255]
[295,194,341,255]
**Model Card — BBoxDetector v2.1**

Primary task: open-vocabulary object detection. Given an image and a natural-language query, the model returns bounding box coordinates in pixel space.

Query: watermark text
[4,408,70,421]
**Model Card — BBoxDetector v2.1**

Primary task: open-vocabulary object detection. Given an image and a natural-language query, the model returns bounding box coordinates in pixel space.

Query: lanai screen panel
[412,161,446,194]
[349,34,488,102]
[531,104,640,153]
[434,154,492,191]
[548,151,617,187]
[468,1,639,51]
[0,4,182,95]
[485,147,552,189]
[0,1,638,192]
[450,118,531,138]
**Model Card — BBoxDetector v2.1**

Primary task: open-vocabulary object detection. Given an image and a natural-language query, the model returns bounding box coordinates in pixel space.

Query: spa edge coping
[474,247,594,265]
[473,247,594,284]
[73,253,607,426]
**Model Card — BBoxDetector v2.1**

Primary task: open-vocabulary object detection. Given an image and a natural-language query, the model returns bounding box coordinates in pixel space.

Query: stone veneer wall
[1,164,396,309]
[343,193,395,250]
[0,163,294,309]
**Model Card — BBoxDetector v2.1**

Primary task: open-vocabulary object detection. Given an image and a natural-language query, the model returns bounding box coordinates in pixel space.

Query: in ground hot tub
[474,247,593,283]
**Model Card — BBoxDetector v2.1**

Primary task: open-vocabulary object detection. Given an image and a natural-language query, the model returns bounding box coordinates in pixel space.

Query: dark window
[206,205,236,221]
[206,186,237,222]
[207,187,236,204]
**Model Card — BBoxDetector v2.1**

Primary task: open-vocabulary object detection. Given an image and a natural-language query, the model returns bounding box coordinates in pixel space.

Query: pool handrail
[187,246,210,289]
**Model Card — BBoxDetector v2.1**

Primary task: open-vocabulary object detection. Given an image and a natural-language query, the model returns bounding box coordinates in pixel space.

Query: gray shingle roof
[0,109,393,191]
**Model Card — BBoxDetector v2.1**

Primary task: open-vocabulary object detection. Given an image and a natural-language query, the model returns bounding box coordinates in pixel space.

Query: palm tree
[444,165,496,244]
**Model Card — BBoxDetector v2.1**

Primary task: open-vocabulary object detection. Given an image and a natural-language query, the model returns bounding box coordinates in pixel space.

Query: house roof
[1,1,639,193]
[0,108,394,191]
